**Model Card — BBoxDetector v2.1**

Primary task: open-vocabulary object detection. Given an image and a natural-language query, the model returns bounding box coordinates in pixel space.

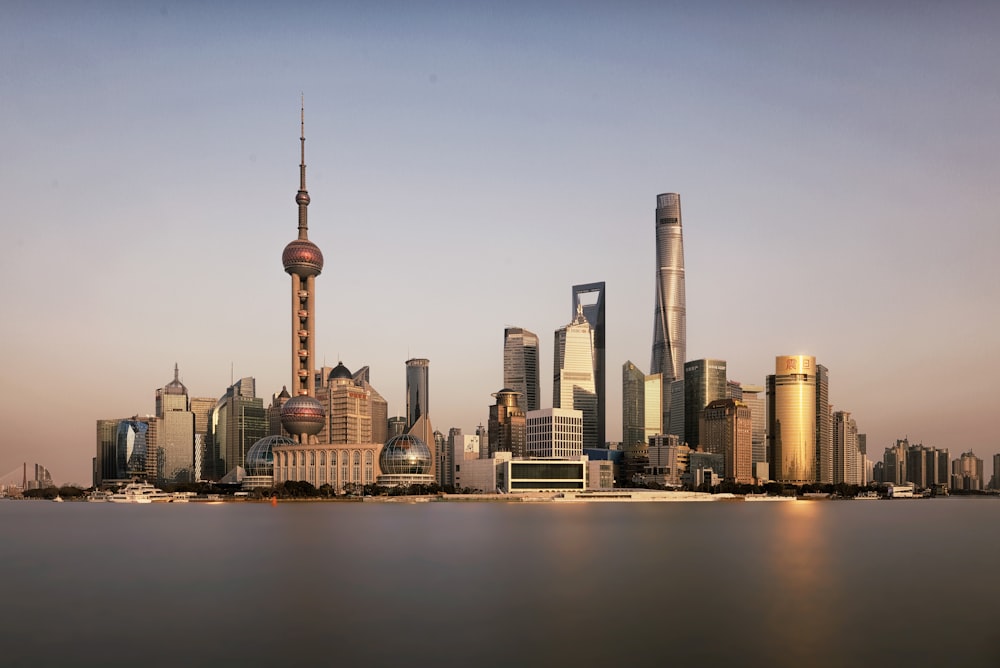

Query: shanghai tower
[650,193,686,432]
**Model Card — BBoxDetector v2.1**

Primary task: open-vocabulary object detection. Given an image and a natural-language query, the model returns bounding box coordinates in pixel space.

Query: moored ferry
[108,482,171,504]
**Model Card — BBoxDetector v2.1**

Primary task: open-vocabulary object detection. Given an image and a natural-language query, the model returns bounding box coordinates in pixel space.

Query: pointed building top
[283,98,323,278]
[164,363,187,395]
[295,96,311,238]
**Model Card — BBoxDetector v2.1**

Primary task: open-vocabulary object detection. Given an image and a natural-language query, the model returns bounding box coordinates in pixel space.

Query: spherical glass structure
[245,435,295,477]
[379,434,431,475]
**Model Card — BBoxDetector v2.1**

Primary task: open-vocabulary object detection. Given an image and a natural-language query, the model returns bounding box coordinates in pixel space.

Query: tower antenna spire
[296,94,310,239]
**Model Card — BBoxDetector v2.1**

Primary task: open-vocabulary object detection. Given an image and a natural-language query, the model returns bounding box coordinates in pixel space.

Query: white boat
[108,482,171,504]
[52,495,64,503]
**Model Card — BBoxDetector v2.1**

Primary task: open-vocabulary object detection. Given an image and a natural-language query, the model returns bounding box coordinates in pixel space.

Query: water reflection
[2,500,1000,667]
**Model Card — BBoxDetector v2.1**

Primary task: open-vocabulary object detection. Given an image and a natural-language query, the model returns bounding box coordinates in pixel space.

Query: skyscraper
[832,410,859,485]
[816,364,832,484]
[316,362,373,445]
[767,355,818,484]
[279,103,326,445]
[572,282,605,446]
[700,398,753,484]
[489,388,527,457]
[353,366,388,445]
[503,327,540,412]
[189,396,216,480]
[623,361,662,448]
[95,419,121,486]
[405,358,430,429]
[155,363,195,483]
[622,361,646,448]
[554,303,598,450]
[739,384,767,465]
[650,193,686,432]
[684,359,727,449]
[212,377,266,477]
[952,451,984,490]
[405,358,435,481]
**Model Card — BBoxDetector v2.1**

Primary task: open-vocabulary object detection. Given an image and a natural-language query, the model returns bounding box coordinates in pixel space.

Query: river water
[1,498,996,667]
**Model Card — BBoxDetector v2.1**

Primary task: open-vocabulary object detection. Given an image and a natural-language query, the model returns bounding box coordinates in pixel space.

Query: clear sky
[2,1,998,486]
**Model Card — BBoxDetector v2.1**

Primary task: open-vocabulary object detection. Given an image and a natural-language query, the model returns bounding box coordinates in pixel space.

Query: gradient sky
[2,1,998,485]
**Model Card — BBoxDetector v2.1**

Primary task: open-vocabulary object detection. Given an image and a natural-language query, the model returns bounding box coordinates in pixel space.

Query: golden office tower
[767,355,817,484]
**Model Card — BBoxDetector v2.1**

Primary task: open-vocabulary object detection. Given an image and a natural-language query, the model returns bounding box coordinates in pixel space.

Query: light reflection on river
[0,499,997,667]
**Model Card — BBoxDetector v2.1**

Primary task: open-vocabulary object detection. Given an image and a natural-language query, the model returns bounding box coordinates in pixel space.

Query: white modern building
[450,430,480,490]
[526,408,583,459]
[459,451,603,494]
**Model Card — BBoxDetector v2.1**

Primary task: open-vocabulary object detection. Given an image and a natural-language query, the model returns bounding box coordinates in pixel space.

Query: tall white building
[644,373,663,443]
[553,303,598,449]
[526,408,583,459]
[833,410,861,485]
[740,384,766,465]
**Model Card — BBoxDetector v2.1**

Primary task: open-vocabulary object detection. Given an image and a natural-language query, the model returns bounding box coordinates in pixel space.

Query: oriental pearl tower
[280,103,326,444]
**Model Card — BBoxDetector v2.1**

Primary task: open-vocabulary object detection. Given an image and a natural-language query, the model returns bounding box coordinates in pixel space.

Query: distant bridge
[0,463,53,489]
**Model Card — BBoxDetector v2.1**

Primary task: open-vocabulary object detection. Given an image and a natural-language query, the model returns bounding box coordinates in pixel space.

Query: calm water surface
[1,498,997,667]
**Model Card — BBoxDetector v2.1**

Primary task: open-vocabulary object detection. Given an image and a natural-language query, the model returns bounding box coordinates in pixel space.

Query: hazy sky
[2,1,998,485]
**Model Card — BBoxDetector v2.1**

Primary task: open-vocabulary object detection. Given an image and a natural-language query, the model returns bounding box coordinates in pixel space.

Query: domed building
[243,435,296,489]
[376,434,435,487]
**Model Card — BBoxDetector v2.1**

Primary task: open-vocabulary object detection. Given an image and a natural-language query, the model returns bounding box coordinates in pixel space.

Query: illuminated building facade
[489,388,527,457]
[554,303,598,450]
[766,355,817,484]
[700,398,753,484]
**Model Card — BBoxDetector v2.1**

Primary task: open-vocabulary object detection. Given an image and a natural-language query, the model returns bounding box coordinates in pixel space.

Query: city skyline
[2,3,999,485]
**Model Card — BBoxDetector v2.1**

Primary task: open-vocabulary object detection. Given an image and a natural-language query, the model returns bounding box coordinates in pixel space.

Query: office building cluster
[90,116,976,495]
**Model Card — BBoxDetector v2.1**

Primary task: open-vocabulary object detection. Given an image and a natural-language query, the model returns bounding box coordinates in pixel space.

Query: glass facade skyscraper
[623,360,663,448]
[572,282,605,446]
[739,384,767,465]
[767,355,818,484]
[650,193,686,432]
[405,358,430,430]
[211,377,266,478]
[684,359,727,449]
[503,327,540,412]
[622,361,645,448]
